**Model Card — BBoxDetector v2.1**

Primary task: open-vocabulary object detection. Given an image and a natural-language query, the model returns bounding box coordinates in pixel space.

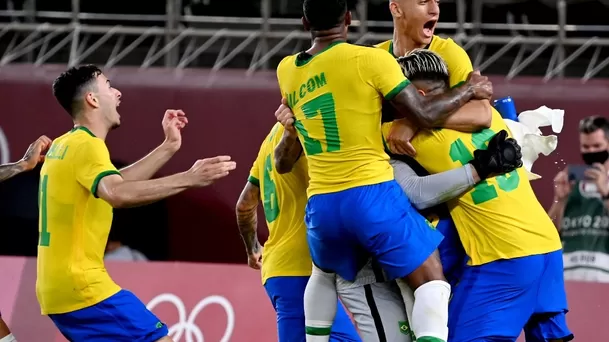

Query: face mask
[582,150,609,165]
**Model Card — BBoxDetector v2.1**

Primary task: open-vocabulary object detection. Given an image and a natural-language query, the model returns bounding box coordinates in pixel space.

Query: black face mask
[582,150,609,165]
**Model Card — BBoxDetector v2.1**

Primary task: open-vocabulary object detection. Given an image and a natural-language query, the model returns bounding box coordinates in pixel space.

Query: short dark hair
[579,115,609,139]
[303,0,348,31]
[52,64,102,117]
[397,49,449,86]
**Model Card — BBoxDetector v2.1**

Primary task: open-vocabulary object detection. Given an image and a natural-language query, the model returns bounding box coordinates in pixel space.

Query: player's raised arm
[119,109,188,181]
[96,156,236,208]
[0,135,51,182]
[274,99,303,174]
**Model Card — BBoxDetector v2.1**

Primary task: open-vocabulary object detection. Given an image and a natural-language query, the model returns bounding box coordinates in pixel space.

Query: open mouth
[423,20,437,37]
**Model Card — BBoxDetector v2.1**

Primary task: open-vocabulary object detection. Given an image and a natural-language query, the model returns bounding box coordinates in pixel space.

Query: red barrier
[0,256,607,341]
[0,65,608,263]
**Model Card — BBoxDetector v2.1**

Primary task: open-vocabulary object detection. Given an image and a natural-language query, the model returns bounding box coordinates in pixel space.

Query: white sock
[410,280,450,341]
[304,265,337,342]
[0,333,17,342]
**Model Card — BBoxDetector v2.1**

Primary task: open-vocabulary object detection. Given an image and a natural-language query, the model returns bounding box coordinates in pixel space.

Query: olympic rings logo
[0,126,9,164]
[147,293,235,342]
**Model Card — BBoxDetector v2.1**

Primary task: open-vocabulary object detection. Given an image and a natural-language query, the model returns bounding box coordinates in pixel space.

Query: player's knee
[405,252,445,290]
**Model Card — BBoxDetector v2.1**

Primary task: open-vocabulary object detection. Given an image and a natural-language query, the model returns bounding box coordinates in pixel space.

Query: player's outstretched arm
[390,71,492,128]
[120,110,188,181]
[392,130,522,209]
[391,159,479,210]
[96,156,236,208]
[0,135,52,183]
[236,181,263,269]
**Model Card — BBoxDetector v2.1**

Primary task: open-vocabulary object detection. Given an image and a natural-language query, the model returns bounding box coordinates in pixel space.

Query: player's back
[249,123,312,284]
[37,127,120,315]
[410,111,562,265]
[276,42,410,197]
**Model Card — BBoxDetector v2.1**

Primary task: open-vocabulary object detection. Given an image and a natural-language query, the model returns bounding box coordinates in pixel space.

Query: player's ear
[301,17,311,32]
[84,92,100,109]
[389,1,402,18]
[417,89,426,97]
[345,11,352,26]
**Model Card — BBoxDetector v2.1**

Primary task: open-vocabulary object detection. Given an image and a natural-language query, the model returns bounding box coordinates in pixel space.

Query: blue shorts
[448,250,573,342]
[435,218,467,287]
[306,180,444,281]
[49,289,168,342]
[264,276,360,342]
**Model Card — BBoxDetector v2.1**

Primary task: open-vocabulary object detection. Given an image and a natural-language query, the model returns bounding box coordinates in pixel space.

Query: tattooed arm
[0,135,52,183]
[236,181,263,269]
[390,72,492,129]
[274,129,303,174]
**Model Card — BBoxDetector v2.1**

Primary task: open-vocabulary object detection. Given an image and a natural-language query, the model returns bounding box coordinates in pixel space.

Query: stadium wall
[0,65,608,263]
[0,256,606,341]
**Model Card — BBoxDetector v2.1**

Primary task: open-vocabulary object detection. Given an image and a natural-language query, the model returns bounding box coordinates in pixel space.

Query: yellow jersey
[248,123,312,284]
[37,126,121,314]
[379,36,561,265]
[375,35,473,88]
[276,41,410,197]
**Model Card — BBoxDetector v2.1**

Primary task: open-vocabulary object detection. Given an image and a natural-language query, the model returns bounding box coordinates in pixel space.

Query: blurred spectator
[549,116,609,282]
[105,218,149,262]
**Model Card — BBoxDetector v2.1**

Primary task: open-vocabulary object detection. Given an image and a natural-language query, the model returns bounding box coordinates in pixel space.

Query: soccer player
[0,135,52,342]
[377,0,493,152]
[37,65,236,342]
[235,123,360,342]
[274,0,492,341]
[388,49,573,342]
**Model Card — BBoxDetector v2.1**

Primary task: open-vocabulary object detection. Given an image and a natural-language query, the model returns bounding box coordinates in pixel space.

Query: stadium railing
[0,0,608,81]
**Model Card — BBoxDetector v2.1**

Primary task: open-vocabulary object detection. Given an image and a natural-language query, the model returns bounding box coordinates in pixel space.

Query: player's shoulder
[258,123,284,155]
[277,54,299,73]
[429,36,467,55]
[373,40,393,54]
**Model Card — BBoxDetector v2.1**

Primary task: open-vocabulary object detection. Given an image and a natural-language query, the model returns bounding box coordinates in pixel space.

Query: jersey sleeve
[248,141,267,188]
[73,139,121,198]
[443,39,474,88]
[357,47,410,101]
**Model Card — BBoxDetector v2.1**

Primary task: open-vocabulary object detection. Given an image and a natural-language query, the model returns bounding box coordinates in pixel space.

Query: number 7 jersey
[276,42,410,197]
[410,111,562,266]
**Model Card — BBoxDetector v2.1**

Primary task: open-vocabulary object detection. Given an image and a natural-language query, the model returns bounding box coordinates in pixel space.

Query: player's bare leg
[397,251,450,342]
[0,317,16,342]
[154,336,174,342]
[304,265,338,342]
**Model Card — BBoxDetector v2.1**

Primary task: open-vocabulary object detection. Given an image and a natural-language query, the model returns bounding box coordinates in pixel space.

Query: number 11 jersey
[37,126,121,315]
[276,41,410,197]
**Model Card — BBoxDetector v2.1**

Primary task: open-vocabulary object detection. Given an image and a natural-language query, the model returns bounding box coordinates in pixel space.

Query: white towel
[502,106,564,180]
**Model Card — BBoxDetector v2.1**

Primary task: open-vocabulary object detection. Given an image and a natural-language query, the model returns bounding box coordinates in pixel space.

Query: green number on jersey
[262,155,280,222]
[449,128,520,205]
[294,93,341,155]
[39,174,51,247]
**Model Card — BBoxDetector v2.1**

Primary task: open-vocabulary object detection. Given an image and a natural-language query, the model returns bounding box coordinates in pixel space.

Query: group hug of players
[236,0,573,342]
[0,0,573,341]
